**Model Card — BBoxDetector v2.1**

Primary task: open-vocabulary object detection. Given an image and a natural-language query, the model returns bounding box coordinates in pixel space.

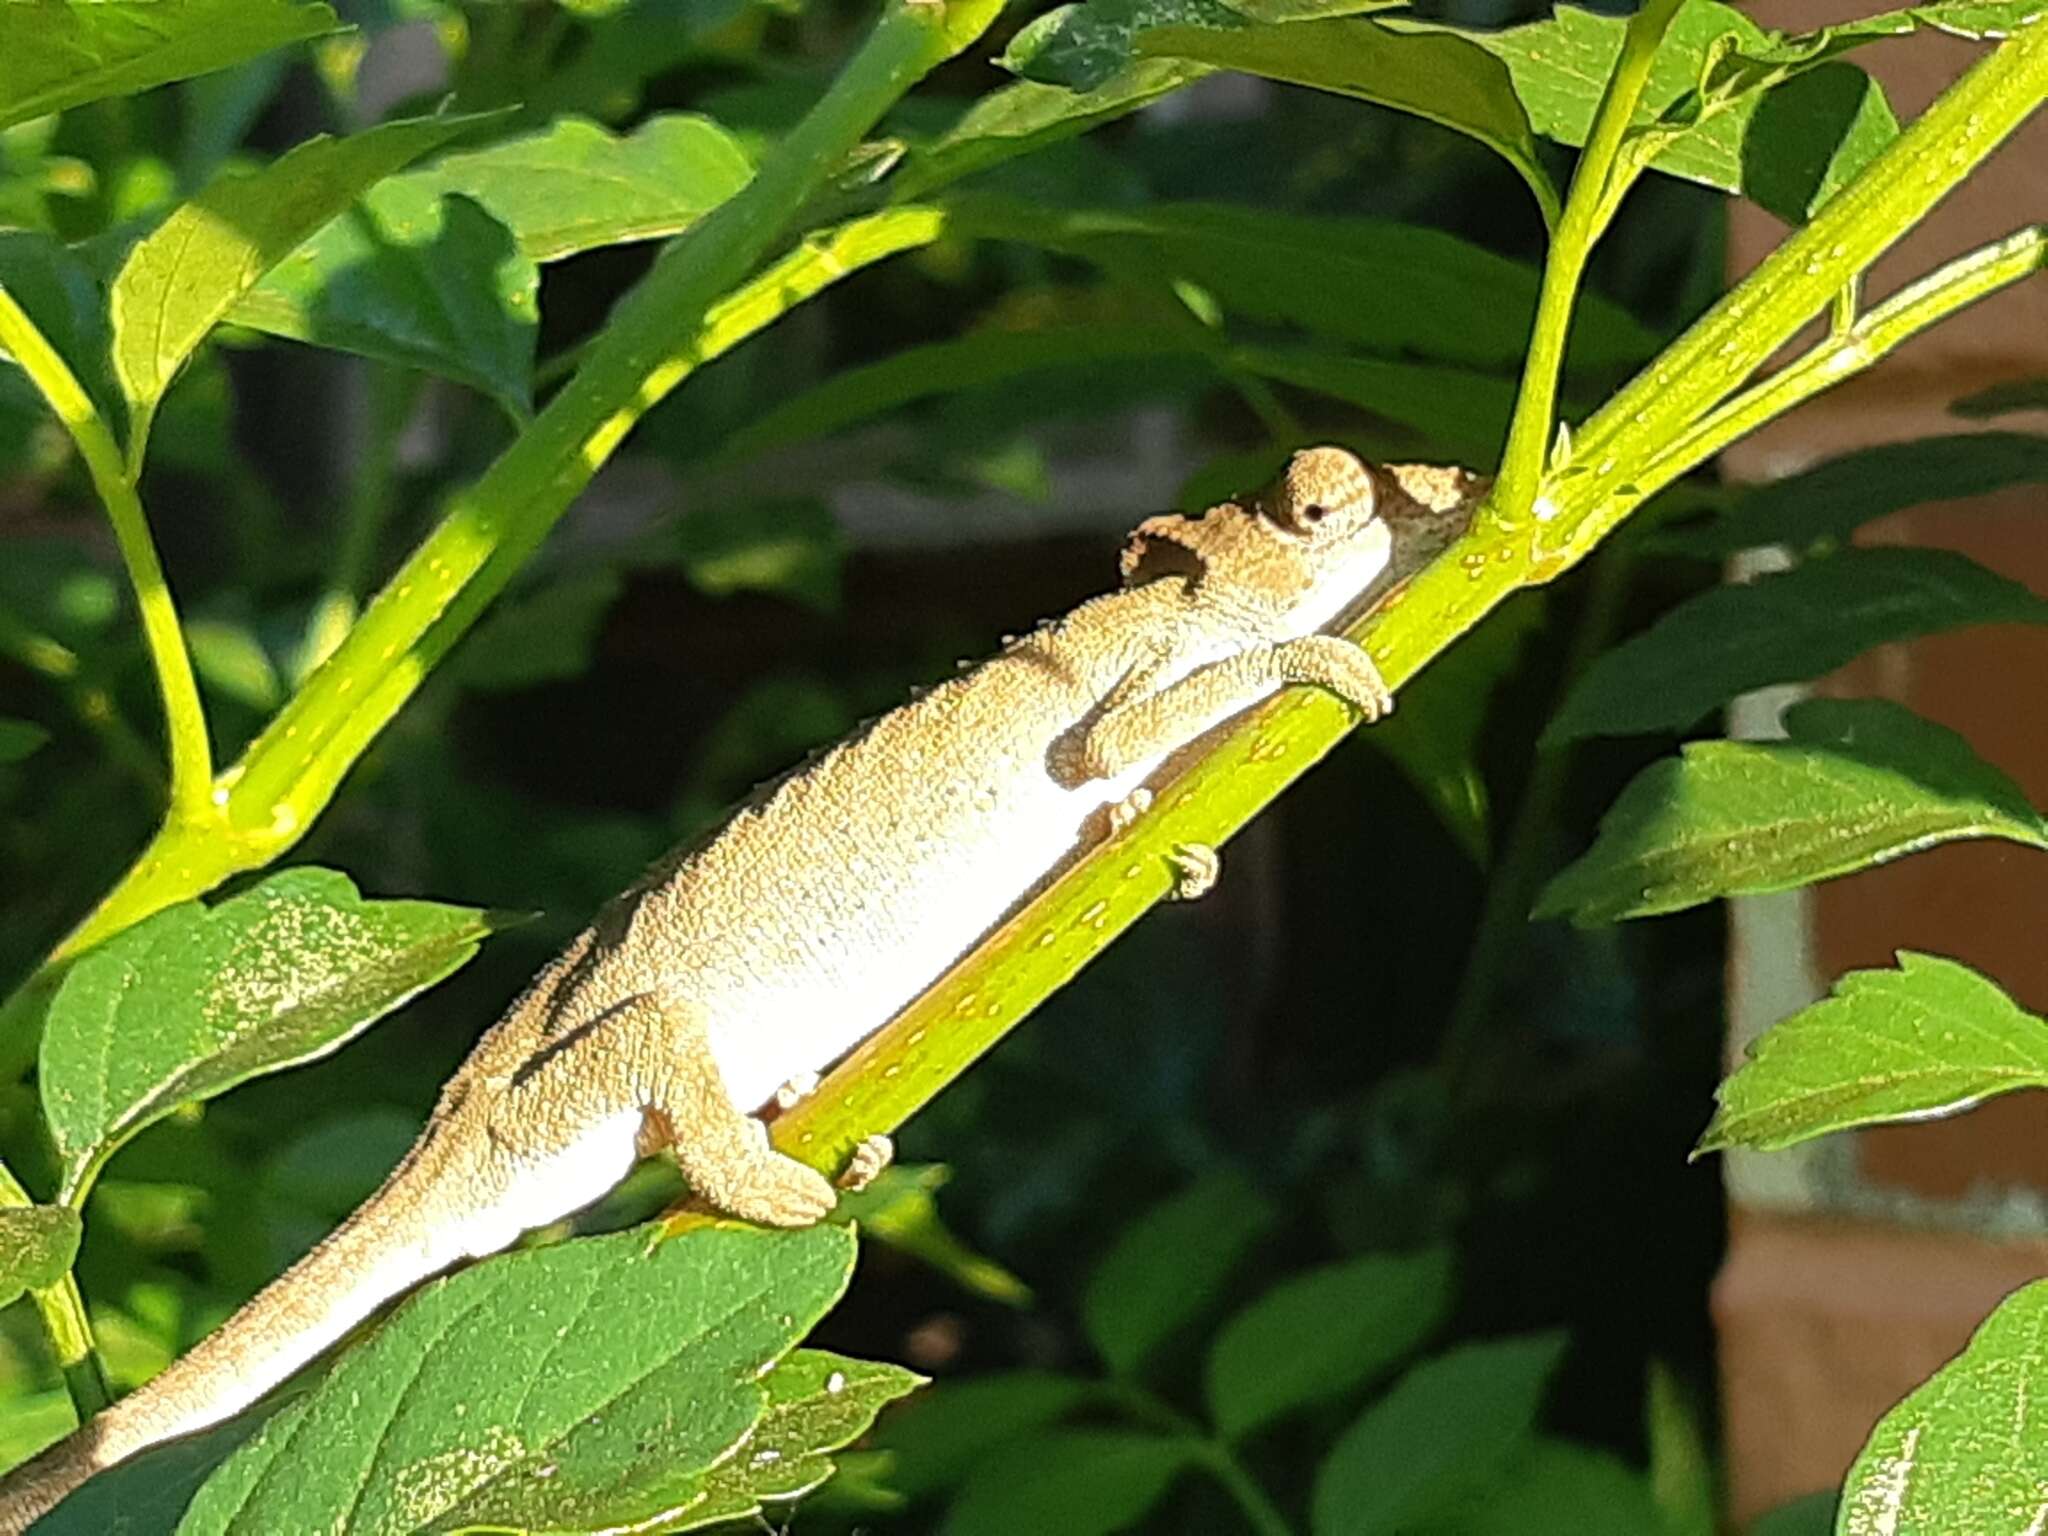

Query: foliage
[0,0,2042,1532]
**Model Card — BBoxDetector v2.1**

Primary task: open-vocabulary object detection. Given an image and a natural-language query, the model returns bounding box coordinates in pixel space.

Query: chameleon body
[0,449,1479,1529]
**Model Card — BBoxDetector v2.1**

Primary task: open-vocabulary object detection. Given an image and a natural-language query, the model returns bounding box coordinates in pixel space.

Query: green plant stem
[0,286,212,822]
[0,1162,109,1422]
[1107,1384,1294,1536]
[1491,0,1683,521]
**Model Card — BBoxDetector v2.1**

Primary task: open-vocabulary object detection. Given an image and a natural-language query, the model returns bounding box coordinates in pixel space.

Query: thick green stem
[0,286,212,821]
[1491,0,1684,521]
[0,1163,108,1422]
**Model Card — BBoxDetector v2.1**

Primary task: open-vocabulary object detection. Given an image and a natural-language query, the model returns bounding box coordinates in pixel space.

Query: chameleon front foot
[1167,842,1220,901]
[774,1069,822,1111]
[839,1134,894,1192]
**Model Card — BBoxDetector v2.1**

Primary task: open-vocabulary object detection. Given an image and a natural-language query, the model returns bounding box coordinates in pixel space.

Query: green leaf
[1436,1438,1666,1536]
[652,1350,925,1533]
[1310,1333,1568,1536]
[1235,347,1523,467]
[1206,1247,1453,1440]
[1952,377,2048,418]
[0,1205,81,1308]
[1754,1493,1836,1536]
[1447,0,1900,222]
[229,192,537,417]
[39,867,505,1202]
[181,1224,859,1533]
[448,568,622,692]
[0,719,50,764]
[0,231,115,427]
[32,1412,263,1536]
[1546,548,2048,743]
[0,0,341,133]
[942,1431,1193,1536]
[951,198,1657,371]
[894,58,1209,202]
[1537,699,2048,924]
[380,113,753,263]
[834,1164,1033,1306]
[1656,433,2048,558]
[870,1371,1095,1501]
[1646,1363,1716,1536]
[1082,1169,1276,1378]
[1001,0,1258,91]
[1699,952,2048,1154]
[110,110,497,449]
[1134,17,1561,226]
[1838,1280,2048,1536]
[676,498,845,614]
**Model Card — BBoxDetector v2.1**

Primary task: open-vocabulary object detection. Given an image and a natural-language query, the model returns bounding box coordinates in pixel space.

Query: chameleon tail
[0,1131,472,1533]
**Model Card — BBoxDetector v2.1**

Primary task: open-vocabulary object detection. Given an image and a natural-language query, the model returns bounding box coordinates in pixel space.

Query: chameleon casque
[0,447,1481,1529]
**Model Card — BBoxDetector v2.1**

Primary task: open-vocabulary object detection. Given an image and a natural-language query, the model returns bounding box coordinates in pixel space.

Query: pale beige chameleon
[0,448,1479,1530]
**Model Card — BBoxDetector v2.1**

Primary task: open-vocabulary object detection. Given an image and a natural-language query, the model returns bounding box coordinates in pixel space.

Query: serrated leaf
[1538,699,2048,924]
[1310,1333,1568,1536]
[1134,17,1560,225]
[0,719,51,764]
[951,198,1656,371]
[0,0,341,133]
[230,192,537,417]
[942,1431,1193,1536]
[641,1350,924,1532]
[1546,548,2048,744]
[1838,1280,2048,1536]
[1082,1170,1275,1378]
[1206,1247,1453,1440]
[1445,0,1900,222]
[381,113,753,263]
[111,111,496,448]
[870,1372,1095,1501]
[448,568,622,692]
[0,1205,81,1308]
[39,867,505,1201]
[180,1224,859,1534]
[1700,952,2048,1154]
[1655,433,2048,558]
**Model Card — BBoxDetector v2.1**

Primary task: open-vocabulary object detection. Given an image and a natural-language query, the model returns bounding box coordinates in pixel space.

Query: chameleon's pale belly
[671,641,1274,1114]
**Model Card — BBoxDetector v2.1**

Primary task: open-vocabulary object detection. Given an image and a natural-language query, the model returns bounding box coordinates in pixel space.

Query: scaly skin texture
[0,449,1481,1531]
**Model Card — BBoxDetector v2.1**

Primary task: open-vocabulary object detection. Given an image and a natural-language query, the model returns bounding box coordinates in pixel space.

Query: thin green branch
[1491,0,1684,521]
[0,286,212,821]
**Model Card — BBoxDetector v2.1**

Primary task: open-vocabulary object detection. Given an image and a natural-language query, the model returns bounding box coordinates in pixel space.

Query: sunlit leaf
[0,0,340,133]
[1838,1280,2048,1536]
[40,867,507,1201]
[1700,952,2048,1153]
[0,1205,81,1308]
[1539,699,2048,924]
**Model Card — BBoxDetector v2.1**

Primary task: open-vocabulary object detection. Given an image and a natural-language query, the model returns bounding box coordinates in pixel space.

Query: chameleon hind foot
[839,1134,894,1193]
[1167,842,1220,901]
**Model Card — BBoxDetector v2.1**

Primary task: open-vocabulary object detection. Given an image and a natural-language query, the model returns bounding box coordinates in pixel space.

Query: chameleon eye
[1302,503,1329,523]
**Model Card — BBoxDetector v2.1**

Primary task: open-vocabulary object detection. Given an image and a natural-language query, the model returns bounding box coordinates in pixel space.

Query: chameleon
[0,446,1480,1530]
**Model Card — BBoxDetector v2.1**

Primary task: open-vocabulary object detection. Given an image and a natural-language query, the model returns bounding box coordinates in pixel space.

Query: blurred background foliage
[0,0,1740,1528]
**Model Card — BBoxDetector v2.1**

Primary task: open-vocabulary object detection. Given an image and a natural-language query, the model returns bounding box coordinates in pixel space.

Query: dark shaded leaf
[1441,1439,1665,1536]
[943,1431,1193,1536]
[871,1372,1095,1501]
[676,498,845,614]
[1310,1333,1567,1535]
[1952,377,2048,419]
[1838,1280,2048,1536]
[1655,433,2048,558]
[0,232,115,428]
[1700,952,2048,1153]
[0,720,51,764]
[1207,1247,1453,1440]
[1082,1170,1275,1377]
[0,0,340,132]
[40,868,506,1201]
[1546,548,2048,743]
[1538,699,2048,924]
[449,569,623,692]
